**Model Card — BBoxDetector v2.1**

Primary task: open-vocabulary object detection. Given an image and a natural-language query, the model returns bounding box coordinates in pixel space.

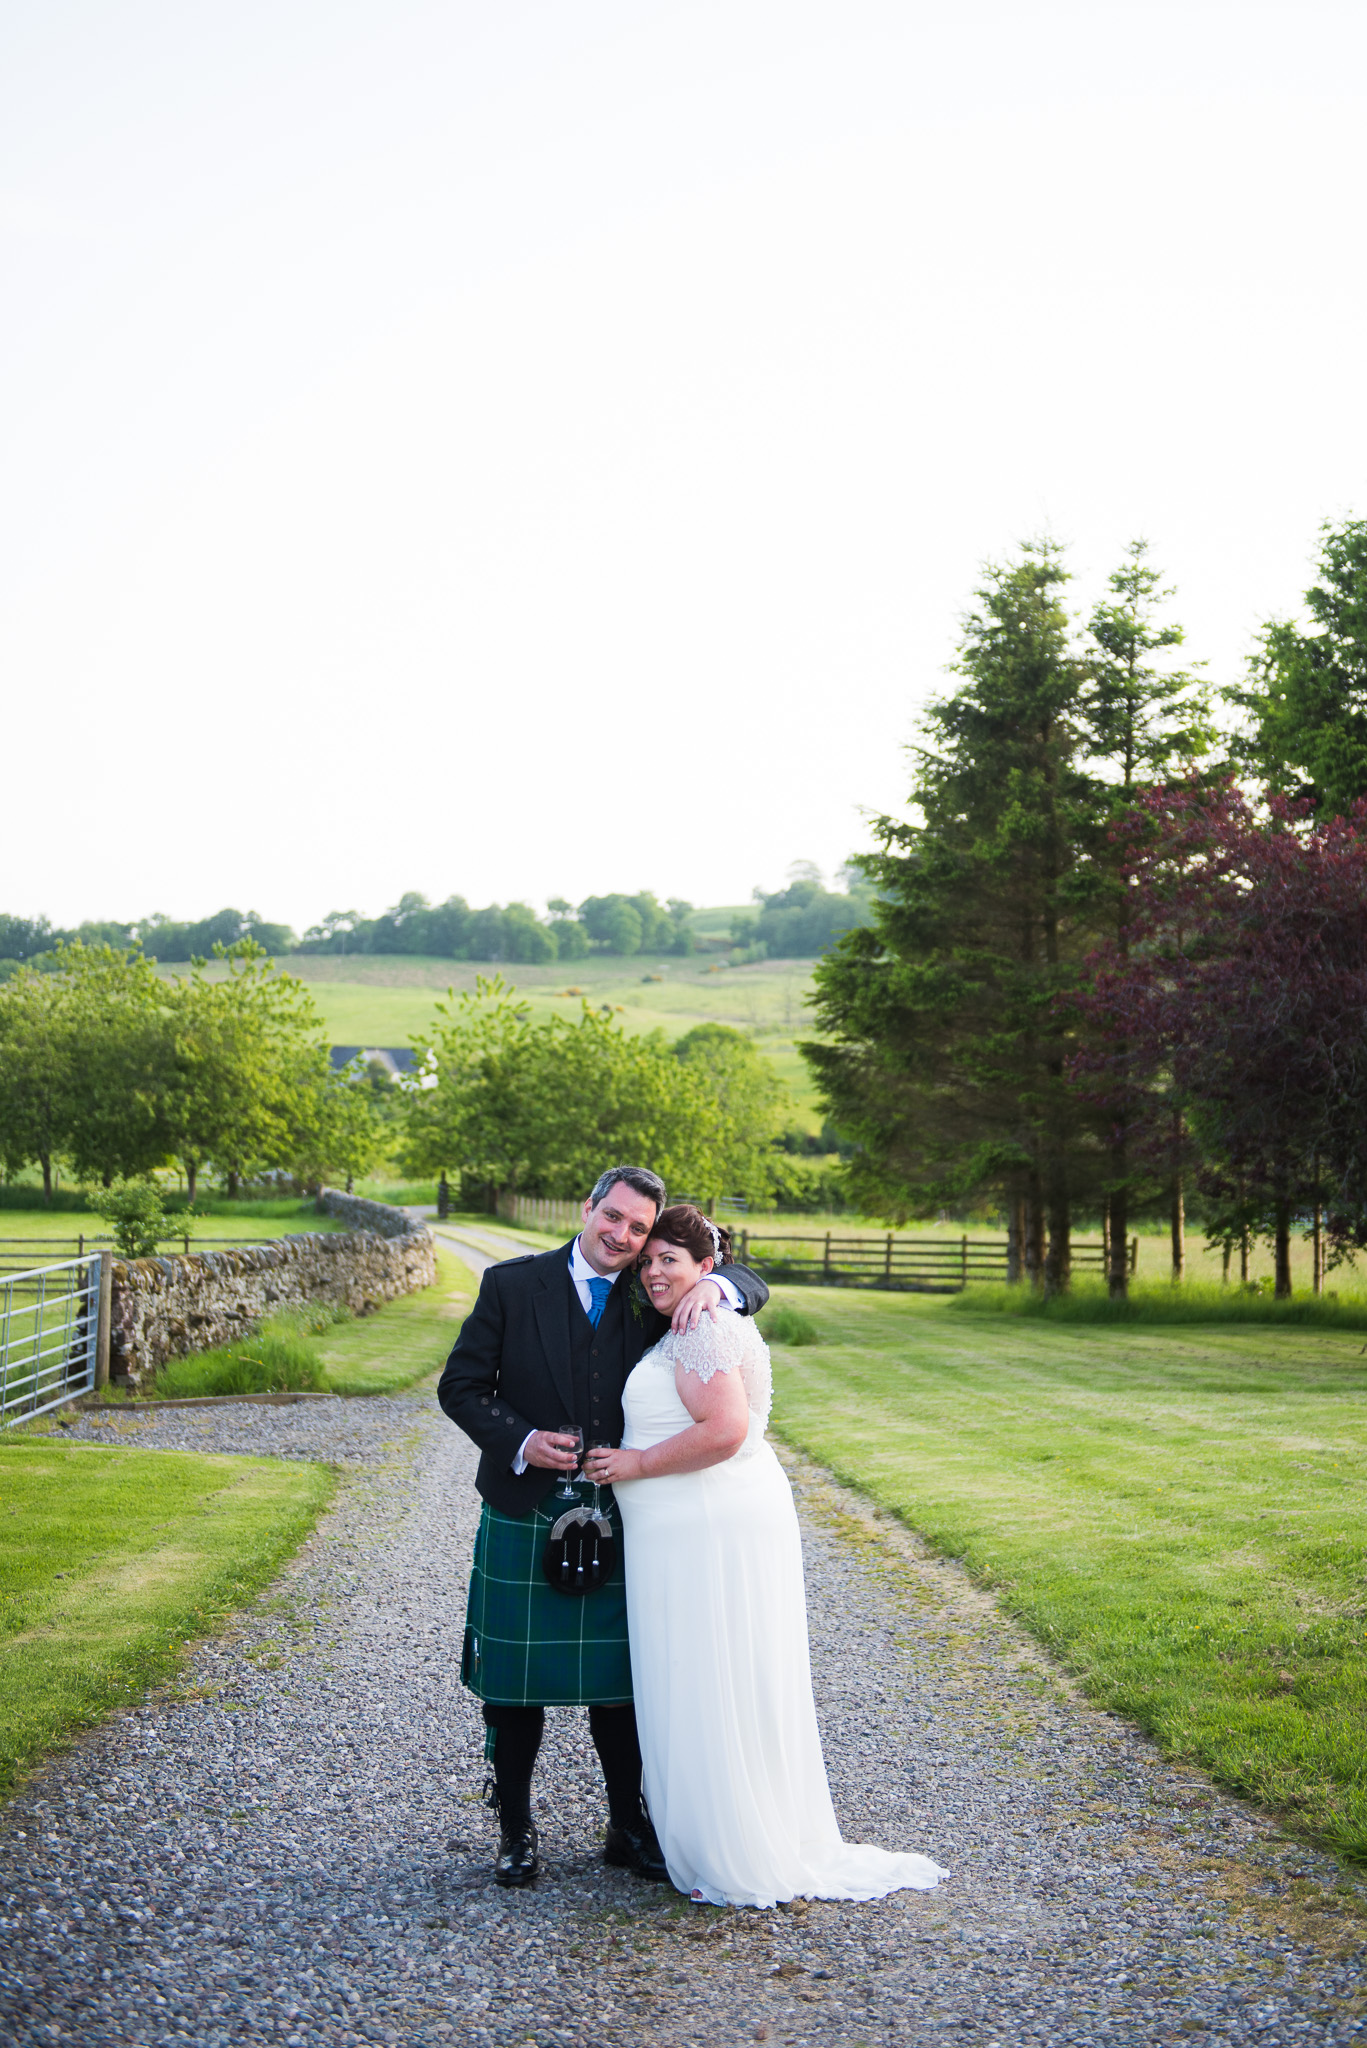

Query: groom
[438,1165,768,1887]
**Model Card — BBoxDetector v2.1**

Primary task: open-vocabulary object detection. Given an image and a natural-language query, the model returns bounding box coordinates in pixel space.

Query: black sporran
[542,1505,618,1596]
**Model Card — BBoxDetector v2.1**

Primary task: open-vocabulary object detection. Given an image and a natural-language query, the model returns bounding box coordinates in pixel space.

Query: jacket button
[491,1407,499,1416]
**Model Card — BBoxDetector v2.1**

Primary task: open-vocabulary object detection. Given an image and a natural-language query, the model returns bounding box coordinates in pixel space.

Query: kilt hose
[462,1488,632,1707]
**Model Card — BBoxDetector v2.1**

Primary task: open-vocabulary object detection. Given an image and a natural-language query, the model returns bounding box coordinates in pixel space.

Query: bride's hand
[582,1445,645,1484]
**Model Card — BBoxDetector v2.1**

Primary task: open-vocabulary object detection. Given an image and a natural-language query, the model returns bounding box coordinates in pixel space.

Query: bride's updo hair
[648,1204,732,1266]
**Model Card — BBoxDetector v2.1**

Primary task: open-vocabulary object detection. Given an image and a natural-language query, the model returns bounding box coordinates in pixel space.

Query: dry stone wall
[109,1193,435,1384]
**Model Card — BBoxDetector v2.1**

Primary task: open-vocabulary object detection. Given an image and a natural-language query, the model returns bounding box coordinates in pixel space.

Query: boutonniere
[627,1273,646,1325]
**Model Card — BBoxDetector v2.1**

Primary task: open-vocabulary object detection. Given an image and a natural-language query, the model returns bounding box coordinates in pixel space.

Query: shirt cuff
[710,1273,740,1311]
[512,1431,535,1475]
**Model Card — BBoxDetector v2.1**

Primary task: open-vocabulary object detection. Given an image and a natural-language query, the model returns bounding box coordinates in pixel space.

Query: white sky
[4,0,1366,933]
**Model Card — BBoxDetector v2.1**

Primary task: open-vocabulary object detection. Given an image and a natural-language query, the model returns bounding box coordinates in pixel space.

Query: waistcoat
[566,1268,629,1447]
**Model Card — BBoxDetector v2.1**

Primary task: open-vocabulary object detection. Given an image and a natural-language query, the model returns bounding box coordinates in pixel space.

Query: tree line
[0,943,381,1203]
[808,518,1367,1297]
[2,878,875,975]
[0,947,827,1214]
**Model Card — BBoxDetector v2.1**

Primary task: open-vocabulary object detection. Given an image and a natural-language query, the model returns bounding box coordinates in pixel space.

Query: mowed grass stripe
[765,1288,1367,1861]
[0,1444,333,1795]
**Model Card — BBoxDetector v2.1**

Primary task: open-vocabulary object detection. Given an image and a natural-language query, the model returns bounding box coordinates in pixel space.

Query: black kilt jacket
[437,1239,769,1517]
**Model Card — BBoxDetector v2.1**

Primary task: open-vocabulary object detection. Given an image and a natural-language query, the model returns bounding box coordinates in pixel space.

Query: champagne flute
[586,1439,614,1510]
[552,1425,585,1502]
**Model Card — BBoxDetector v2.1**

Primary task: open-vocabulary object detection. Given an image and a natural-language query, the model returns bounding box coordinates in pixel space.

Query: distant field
[155,951,826,1125]
[0,1206,349,1264]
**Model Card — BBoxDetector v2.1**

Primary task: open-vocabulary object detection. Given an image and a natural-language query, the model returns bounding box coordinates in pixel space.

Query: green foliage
[672,1023,786,1202]
[403,976,776,1202]
[0,945,176,1201]
[808,540,1098,1236]
[90,1179,188,1260]
[807,538,1203,1280]
[765,1154,849,1212]
[1230,516,1367,815]
[949,1277,1367,1328]
[0,938,364,1202]
[759,1303,821,1345]
[152,1328,329,1398]
[740,867,875,959]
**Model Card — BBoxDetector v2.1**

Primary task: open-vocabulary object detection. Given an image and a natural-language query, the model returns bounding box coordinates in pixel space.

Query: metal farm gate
[0,1254,111,1428]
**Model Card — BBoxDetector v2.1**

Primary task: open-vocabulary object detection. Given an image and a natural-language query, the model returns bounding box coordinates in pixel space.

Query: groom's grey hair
[587,1165,667,1217]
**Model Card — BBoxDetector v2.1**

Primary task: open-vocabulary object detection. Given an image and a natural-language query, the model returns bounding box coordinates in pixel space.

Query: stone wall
[109,1199,435,1384]
[315,1188,422,1238]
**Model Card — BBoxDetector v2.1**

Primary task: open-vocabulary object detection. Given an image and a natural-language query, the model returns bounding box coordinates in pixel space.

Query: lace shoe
[494,1820,540,1887]
[603,1816,668,1881]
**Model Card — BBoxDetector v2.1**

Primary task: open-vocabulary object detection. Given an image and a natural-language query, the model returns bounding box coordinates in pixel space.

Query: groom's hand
[670,1277,724,1334]
[523,1429,582,1471]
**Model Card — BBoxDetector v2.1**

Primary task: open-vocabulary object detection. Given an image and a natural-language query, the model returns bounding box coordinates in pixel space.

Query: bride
[583,1205,947,1908]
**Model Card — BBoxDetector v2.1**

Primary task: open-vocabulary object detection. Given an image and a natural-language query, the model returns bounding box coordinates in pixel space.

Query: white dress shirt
[512,1235,739,1472]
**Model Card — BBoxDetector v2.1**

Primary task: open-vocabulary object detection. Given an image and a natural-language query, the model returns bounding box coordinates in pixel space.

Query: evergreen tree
[1230,517,1367,815]
[807,541,1099,1288]
[1077,540,1209,1294]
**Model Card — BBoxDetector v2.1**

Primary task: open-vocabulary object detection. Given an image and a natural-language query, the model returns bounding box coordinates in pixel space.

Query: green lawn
[0,1442,332,1795]
[316,1243,472,1393]
[0,1202,349,1265]
[764,1287,1367,1861]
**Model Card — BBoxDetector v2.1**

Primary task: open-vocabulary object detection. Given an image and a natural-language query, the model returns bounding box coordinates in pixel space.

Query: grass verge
[765,1286,1367,1862]
[316,1244,472,1394]
[951,1277,1367,1329]
[0,1442,332,1796]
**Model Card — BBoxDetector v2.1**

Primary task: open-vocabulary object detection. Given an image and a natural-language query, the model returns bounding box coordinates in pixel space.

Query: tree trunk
[1274,1197,1292,1297]
[1170,1174,1185,1283]
[1107,1182,1129,1301]
[1043,1177,1071,1297]
[40,1153,52,1206]
[1313,1201,1324,1295]
[1023,1183,1045,1289]
[1240,1227,1250,1284]
[227,1170,239,1198]
[184,1156,198,1205]
[1222,1240,1231,1283]
[1006,1195,1024,1284]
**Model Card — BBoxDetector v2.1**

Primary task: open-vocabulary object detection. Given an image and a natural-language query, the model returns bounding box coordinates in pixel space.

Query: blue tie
[585,1276,613,1327]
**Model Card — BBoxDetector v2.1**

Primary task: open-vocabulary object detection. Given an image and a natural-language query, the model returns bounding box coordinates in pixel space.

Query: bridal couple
[438,1165,947,1907]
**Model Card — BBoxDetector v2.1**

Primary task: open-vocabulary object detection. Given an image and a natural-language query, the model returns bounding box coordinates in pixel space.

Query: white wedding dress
[614,1313,948,1907]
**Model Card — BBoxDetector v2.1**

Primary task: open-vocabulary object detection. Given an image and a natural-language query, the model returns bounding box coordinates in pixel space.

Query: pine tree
[1076,540,1209,1295]
[807,541,1100,1289]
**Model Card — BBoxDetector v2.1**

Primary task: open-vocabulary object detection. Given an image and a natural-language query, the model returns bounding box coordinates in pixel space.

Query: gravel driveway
[3,1385,1364,2047]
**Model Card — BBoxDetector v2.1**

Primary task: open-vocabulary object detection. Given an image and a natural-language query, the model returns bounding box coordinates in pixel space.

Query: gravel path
[4,1387,1365,2047]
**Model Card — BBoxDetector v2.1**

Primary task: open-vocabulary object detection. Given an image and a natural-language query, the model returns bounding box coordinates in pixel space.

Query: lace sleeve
[654,1314,773,1425]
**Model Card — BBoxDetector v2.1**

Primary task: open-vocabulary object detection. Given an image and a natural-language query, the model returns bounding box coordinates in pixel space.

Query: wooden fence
[736,1231,1139,1292]
[0,1235,265,1276]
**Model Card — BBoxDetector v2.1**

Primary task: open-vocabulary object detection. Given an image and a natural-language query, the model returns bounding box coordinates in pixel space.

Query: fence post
[823,1232,832,1282]
[1130,1235,1139,1276]
[885,1232,893,1280]
[739,1229,748,1264]
[961,1234,968,1288]
[94,1251,113,1391]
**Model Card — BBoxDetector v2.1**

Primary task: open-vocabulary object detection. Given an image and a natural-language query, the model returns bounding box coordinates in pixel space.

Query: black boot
[483,1704,543,1888]
[603,1813,668,1881]
[493,1791,540,1889]
[590,1704,668,1882]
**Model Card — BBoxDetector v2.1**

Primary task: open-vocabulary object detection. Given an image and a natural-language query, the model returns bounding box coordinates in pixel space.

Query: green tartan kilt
[461,1488,633,1707]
